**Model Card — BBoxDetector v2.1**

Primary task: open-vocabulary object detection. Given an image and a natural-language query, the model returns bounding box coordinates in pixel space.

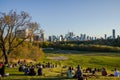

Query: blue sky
[0,0,120,38]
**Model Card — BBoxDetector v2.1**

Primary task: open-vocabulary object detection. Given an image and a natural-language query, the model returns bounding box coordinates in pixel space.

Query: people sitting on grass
[73,65,83,80]
[91,69,96,75]
[38,65,43,76]
[85,67,92,73]
[19,65,24,72]
[28,65,36,76]
[23,65,29,75]
[0,65,5,77]
[66,66,75,78]
[114,68,120,77]
[101,67,107,76]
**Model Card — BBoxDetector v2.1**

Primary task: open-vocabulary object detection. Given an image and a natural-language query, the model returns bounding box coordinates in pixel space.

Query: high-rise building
[40,33,45,41]
[83,34,86,40]
[16,28,33,41]
[104,34,107,39]
[112,29,115,39]
[48,36,52,42]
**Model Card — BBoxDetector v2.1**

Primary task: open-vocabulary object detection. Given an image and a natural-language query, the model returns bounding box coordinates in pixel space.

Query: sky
[0,0,120,38]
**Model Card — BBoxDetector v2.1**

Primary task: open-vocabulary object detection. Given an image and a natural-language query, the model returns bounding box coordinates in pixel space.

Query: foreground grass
[2,67,120,80]
[1,51,120,80]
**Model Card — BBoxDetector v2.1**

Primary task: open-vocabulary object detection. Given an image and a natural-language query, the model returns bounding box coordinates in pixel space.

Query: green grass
[2,67,120,80]
[43,52,120,70]
[1,51,120,80]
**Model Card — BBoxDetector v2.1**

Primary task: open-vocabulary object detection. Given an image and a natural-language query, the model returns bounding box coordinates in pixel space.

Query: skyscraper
[112,29,115,39]
[104,34,107,39]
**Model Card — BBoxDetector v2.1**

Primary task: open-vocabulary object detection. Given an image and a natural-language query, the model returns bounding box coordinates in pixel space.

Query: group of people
[66,65,120,80]
[19,65,43,76]
[113,68,120,77]
[100,67,120,77]
[17,59,60,76]
[1,60,120,80]
[66,65,83,80]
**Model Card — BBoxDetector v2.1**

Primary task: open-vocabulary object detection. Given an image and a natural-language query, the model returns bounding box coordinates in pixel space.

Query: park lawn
[2,67,120,80]
[2,66,120,80]
[43,52,120,70]
[1,52,120,80]
[2,67,70,80]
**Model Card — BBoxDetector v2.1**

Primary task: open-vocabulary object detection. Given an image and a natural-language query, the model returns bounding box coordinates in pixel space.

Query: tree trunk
[3,50,8,64]
[4,54,8,64]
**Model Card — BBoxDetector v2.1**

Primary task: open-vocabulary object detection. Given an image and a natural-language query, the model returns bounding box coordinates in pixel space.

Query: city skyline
[48,29,118,42]
[0,0,120,38]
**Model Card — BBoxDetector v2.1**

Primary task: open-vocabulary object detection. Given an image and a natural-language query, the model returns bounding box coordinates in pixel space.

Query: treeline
[33,38,120,52]
[58,38,120,47]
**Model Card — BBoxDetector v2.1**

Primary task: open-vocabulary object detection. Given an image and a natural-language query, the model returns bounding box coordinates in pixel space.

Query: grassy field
[2,67,120,80]
[43,51,120,70]
[1,51,120,80]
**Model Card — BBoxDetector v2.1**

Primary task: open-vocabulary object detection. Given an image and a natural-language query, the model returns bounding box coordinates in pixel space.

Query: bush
[9,42,44,62]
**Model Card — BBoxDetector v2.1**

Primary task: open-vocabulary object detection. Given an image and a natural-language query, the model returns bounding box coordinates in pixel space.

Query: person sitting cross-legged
[38,65,43,76]
[66,66,75,78]
[23,66,29,75]
[28,65,36,76]
[114,68,120,77]
[101,67,107,76]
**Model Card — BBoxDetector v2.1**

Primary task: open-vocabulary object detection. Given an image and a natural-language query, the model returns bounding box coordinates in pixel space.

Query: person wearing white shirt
[114,68,120,77]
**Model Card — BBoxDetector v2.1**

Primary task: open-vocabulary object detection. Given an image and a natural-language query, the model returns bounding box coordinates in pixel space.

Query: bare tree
[27,22,40,42]
[0,10,36,64]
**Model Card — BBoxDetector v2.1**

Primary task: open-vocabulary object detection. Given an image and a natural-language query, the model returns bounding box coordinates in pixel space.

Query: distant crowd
[0,60,120,80]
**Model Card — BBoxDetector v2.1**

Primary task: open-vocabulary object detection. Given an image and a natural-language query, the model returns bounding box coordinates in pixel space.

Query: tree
[0,10,39,64]
[27,22,40,42]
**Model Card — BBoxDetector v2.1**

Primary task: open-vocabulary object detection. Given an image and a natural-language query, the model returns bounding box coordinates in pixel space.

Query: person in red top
[0,65,5,76]
[0,63,3,67]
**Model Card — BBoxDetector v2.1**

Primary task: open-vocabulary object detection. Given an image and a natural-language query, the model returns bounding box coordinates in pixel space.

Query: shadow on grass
[2,77,75,80]
[27,77,75,80]
[9,74,25,76]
